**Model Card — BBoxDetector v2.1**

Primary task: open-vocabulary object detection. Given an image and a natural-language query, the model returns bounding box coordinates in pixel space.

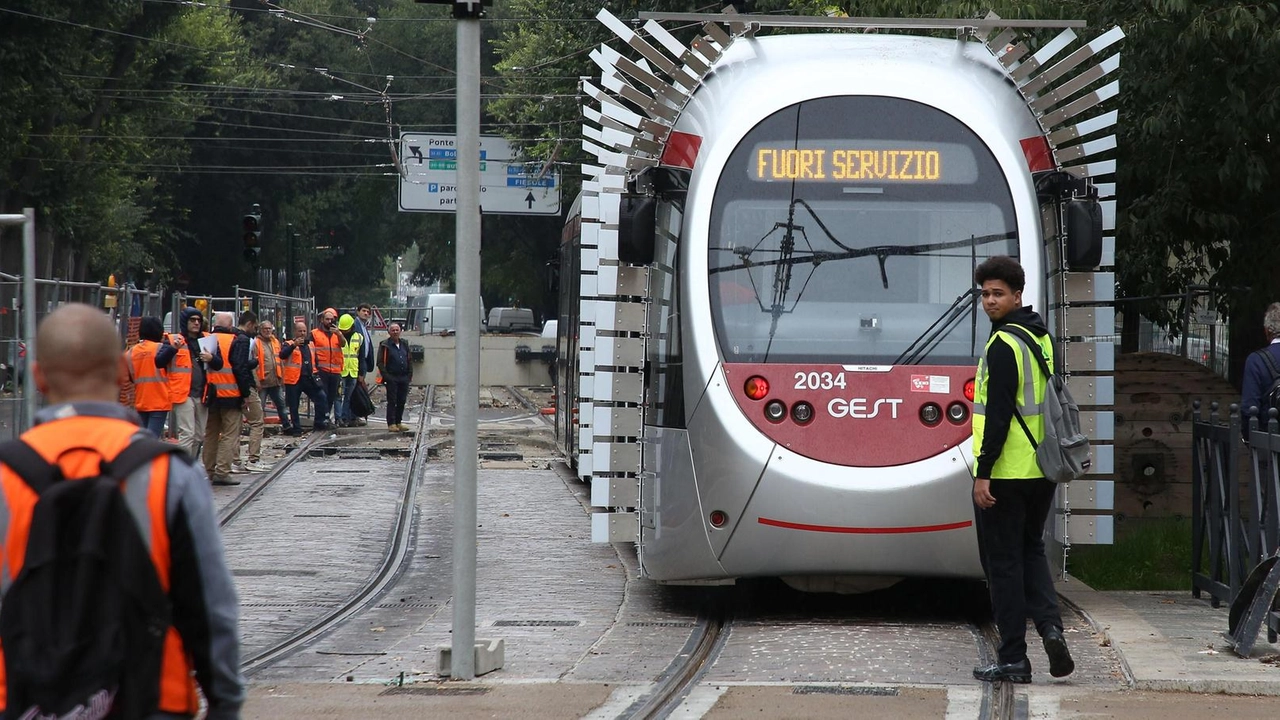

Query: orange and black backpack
[0,436,185,719]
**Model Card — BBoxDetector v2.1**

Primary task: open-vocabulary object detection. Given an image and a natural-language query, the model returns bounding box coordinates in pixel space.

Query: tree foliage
[6,0,1279,352]
[492,0,1280,375]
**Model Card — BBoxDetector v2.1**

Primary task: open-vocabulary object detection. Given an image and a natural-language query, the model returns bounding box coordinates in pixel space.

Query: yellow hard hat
[338,313,355,331]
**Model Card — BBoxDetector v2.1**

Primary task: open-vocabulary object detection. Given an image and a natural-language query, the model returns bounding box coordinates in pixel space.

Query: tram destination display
[751,141,978,184]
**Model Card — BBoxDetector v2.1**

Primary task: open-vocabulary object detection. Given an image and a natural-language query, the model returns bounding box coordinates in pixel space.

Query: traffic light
[242,204,262,264]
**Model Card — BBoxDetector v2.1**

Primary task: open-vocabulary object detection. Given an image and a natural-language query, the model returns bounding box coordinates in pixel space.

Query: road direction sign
[398,133,561,216]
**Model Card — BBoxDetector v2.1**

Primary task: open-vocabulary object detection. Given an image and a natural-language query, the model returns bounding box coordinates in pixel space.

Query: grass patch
[1068,517,1196,591]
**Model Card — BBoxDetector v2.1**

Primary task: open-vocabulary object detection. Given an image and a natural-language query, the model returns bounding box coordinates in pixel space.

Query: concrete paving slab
[1058,689,1278,719]
[703,685,946,720]
[245,682,612,720]
[1060,582,1280,694]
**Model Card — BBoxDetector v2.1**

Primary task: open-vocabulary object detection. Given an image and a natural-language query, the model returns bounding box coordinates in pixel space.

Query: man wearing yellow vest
[971,256,1074,684]
[126,317,177,437]
[335,313,363,427]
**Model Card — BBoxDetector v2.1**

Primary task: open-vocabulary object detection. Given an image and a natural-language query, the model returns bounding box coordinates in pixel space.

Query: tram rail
[624,611,730,720]
[973,620,1017,720]
[237,387,436,675]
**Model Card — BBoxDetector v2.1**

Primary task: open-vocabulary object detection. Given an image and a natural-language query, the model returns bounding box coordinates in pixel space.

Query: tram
[560,17,1116,591]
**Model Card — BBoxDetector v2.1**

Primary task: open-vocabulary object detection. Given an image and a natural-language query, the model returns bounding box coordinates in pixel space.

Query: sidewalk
[1060,580,1280,694]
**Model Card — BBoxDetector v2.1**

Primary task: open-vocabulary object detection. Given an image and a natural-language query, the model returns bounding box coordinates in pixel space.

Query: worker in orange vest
[310,308,343,428]
[127,316,177,437]
[167,307,213,457]
[0,303,243,717]
[236,319,286,473]
[203,311,254,486]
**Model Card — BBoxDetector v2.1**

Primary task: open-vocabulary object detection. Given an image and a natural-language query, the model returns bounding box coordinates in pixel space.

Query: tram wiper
[710,230,1017,285]
[893,288,979,366]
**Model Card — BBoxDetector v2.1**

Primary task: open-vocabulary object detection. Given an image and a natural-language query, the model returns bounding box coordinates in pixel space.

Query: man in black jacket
[279,320,330,434]
[970,255,1074,684]
[377,322,413,431]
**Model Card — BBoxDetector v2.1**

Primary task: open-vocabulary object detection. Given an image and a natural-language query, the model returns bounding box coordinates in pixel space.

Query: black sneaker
[1043,629,1075,678]
[211,475,241,486]
[972,658,1032,683]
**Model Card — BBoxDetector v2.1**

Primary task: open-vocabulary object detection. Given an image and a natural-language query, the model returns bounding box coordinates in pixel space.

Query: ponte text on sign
[398,133,561,216]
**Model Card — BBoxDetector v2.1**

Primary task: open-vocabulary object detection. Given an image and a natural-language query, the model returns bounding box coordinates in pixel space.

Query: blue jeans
[260,384,288,427]
[338,375,357,422]
[138,410,168,437]
[319,372,340,424]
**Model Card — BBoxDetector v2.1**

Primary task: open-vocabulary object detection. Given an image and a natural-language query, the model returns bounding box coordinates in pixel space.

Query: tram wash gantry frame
[575,11,1122,566]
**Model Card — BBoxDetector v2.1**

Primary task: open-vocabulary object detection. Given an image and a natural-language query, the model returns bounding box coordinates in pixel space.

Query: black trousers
[385,376,410,426]
[975,478,1063,664]
[287,376,329,429]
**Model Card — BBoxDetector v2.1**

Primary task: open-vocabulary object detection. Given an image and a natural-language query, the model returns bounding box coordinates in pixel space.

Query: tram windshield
[708,96,1018,365]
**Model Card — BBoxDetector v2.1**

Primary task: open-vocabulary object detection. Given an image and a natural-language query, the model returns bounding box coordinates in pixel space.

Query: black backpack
[0,436,184,719]
[1251,349,1280,424]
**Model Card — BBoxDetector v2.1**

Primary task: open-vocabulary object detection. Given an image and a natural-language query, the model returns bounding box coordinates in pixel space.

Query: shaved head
[33,303,124,403]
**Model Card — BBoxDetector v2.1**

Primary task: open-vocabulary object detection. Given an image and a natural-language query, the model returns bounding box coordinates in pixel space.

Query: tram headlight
[764,400,787,422]
[791,401,814,425]
[947,401,969,424]
[919,402,942,426]
[745,376,770,400]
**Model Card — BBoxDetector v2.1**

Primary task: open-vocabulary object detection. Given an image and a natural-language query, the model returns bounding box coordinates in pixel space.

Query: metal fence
[1115,287,1230,377]
[0,280,315,440]
[1190,401,1280,646]
[168,288,315,334]
[0,272,165,439]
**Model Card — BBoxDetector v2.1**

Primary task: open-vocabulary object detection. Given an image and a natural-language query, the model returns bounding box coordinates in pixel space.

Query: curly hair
[973,255,1025,292]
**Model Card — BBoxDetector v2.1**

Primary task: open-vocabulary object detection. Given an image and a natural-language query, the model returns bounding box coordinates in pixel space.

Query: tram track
[217,431,327,528]
[972,620,1017,720]
[624,610,731,720]
[237,387,436,676]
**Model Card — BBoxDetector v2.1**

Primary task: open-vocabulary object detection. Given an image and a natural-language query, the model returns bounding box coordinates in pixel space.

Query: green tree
[0,0,264,285]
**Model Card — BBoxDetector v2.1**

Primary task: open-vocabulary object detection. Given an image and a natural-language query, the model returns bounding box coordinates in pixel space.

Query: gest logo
[827,397,904,419]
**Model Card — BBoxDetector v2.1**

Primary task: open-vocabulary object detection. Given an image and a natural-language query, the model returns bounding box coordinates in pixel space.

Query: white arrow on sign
[398,133,561,216]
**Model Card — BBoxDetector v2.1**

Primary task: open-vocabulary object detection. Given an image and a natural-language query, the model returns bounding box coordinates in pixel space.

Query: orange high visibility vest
[129,340,172,412]
[204,333,240,400]
[280,342,302,385]
[0,416,200,715]
[166,333,195,402]
[254,336,282,384]
[310,329,342,374]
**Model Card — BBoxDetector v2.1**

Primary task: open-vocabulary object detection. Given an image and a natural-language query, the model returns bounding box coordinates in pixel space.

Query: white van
[421,293,487,334]
[487,307,537,333]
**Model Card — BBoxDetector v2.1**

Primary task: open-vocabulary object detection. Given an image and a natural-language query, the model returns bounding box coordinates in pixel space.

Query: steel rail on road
[218,431,328,528]
[239,387,435,675]
[971,621,1018,720]
[505,386,555,427]
[623,611,731,720]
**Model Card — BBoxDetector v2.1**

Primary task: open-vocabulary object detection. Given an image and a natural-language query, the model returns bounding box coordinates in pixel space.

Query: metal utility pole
[417,0,496,681]
[452,2,482,682]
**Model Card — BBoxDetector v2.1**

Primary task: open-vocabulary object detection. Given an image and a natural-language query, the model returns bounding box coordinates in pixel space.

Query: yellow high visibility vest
[972,323,1051,479]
